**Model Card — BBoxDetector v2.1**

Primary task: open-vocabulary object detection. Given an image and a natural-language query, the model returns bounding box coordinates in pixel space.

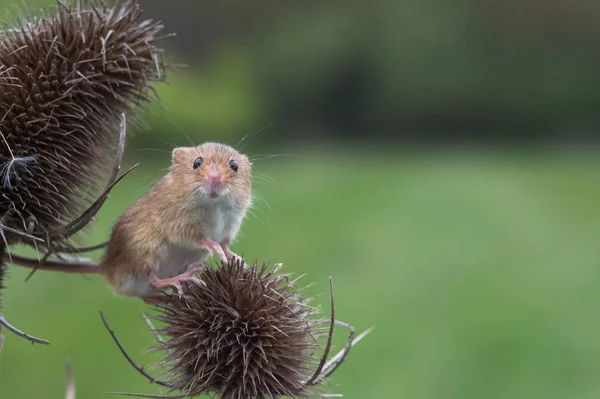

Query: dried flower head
[0,0,170,347]
[0,0,169,247]
[101,259,370,399]
[154,260,319,398]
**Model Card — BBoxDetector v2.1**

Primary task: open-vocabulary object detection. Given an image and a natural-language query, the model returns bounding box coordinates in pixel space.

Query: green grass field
[1,148,600,399]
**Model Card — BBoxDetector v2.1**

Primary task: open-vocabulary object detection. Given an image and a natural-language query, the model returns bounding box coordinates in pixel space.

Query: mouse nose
[207,170,222,187]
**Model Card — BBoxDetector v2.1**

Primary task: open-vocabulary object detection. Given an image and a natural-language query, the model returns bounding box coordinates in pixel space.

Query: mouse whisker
[245,207,273,231]
[185,184,202,198]
[136,148,171,154]
[251,189,271,211]
[235,122,272,152]
[250,172,276,184]
[249,153,299,163]
[225,190,240,207]
[158,139,179,149]
[161,113,196,148]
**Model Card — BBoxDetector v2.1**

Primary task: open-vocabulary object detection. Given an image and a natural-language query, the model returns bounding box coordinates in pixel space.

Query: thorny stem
[321,323,374,381]
[0,314,50,345]
[321,322,356,379]
[5,253,100,275]
[43,162,139,242]
[99,310,173,389]
[304,277,336,386]
[23,251,52,283]
[52,241,109,254]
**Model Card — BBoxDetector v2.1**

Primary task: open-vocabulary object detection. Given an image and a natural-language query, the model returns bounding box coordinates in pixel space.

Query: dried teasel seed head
[149,259,334,399]
[0,0,169,246]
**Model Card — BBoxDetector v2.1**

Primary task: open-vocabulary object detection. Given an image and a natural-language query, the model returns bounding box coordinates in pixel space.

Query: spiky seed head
[0,0,169,245]
[150,260,329,399]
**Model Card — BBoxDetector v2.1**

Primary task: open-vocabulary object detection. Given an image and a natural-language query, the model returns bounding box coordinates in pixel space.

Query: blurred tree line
[5,0,600,146]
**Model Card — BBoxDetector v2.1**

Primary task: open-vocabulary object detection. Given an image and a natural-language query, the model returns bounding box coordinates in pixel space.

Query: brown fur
[12,142,253,297]
[100,142,252,295]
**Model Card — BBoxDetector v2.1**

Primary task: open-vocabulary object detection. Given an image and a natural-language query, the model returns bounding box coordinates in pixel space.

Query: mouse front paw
[220,242,241,264]
[199,238,228,263]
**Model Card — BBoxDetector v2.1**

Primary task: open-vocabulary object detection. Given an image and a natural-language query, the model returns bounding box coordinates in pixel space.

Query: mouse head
[171,142,252,205]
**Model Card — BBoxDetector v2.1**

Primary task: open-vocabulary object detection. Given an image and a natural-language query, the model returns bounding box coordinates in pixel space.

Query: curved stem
[99,310,172,389]
[0,314,50,345]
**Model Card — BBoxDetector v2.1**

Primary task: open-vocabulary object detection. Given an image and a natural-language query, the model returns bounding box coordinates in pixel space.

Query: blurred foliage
[5,0,600,146]
[137,0,600,142]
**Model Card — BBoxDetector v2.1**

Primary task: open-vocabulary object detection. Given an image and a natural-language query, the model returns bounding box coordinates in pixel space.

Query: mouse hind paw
[149,273,206,298]
[184,262,206,276]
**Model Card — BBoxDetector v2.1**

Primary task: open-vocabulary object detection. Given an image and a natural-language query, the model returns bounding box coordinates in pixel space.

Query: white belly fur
[157,200,243,279]
[197,201,242,244]
[157,239,209,279]
[119,196,246,297]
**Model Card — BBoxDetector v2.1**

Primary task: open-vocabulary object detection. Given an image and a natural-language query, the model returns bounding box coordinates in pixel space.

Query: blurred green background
[2,1,600,398]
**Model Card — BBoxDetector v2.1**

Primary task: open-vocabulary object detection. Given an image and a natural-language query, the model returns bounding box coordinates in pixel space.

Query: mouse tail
[7,255,101,274]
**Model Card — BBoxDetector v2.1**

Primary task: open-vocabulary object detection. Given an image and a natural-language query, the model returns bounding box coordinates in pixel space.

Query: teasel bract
[0,0,170,341]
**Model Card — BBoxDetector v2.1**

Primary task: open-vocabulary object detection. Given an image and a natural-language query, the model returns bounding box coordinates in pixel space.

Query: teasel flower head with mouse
[101,259,374,399]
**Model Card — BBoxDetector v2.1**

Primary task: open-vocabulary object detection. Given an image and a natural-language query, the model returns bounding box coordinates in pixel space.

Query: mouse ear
[172,148,182,160]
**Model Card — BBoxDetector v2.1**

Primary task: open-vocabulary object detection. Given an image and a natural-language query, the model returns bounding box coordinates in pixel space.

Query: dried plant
[101,259,372,399]
[0,0,171,344]
[0,0,168,246]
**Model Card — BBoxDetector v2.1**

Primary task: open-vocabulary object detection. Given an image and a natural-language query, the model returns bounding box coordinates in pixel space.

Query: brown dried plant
[101,259,372,399]
[0,0,171,346]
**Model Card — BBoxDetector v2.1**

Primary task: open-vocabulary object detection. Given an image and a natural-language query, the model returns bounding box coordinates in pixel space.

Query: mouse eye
[193,157,203,169]
[229,159,239,172]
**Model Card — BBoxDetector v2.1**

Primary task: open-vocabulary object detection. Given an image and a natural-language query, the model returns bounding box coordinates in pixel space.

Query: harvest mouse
[17,142,252,302]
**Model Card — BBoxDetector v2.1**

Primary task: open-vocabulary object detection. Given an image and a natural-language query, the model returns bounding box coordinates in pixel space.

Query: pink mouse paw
[149,273,206,299]
[170,276,206,298]
[184,262,206,276]
[220,242,241,263]
[199,237,228,263]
